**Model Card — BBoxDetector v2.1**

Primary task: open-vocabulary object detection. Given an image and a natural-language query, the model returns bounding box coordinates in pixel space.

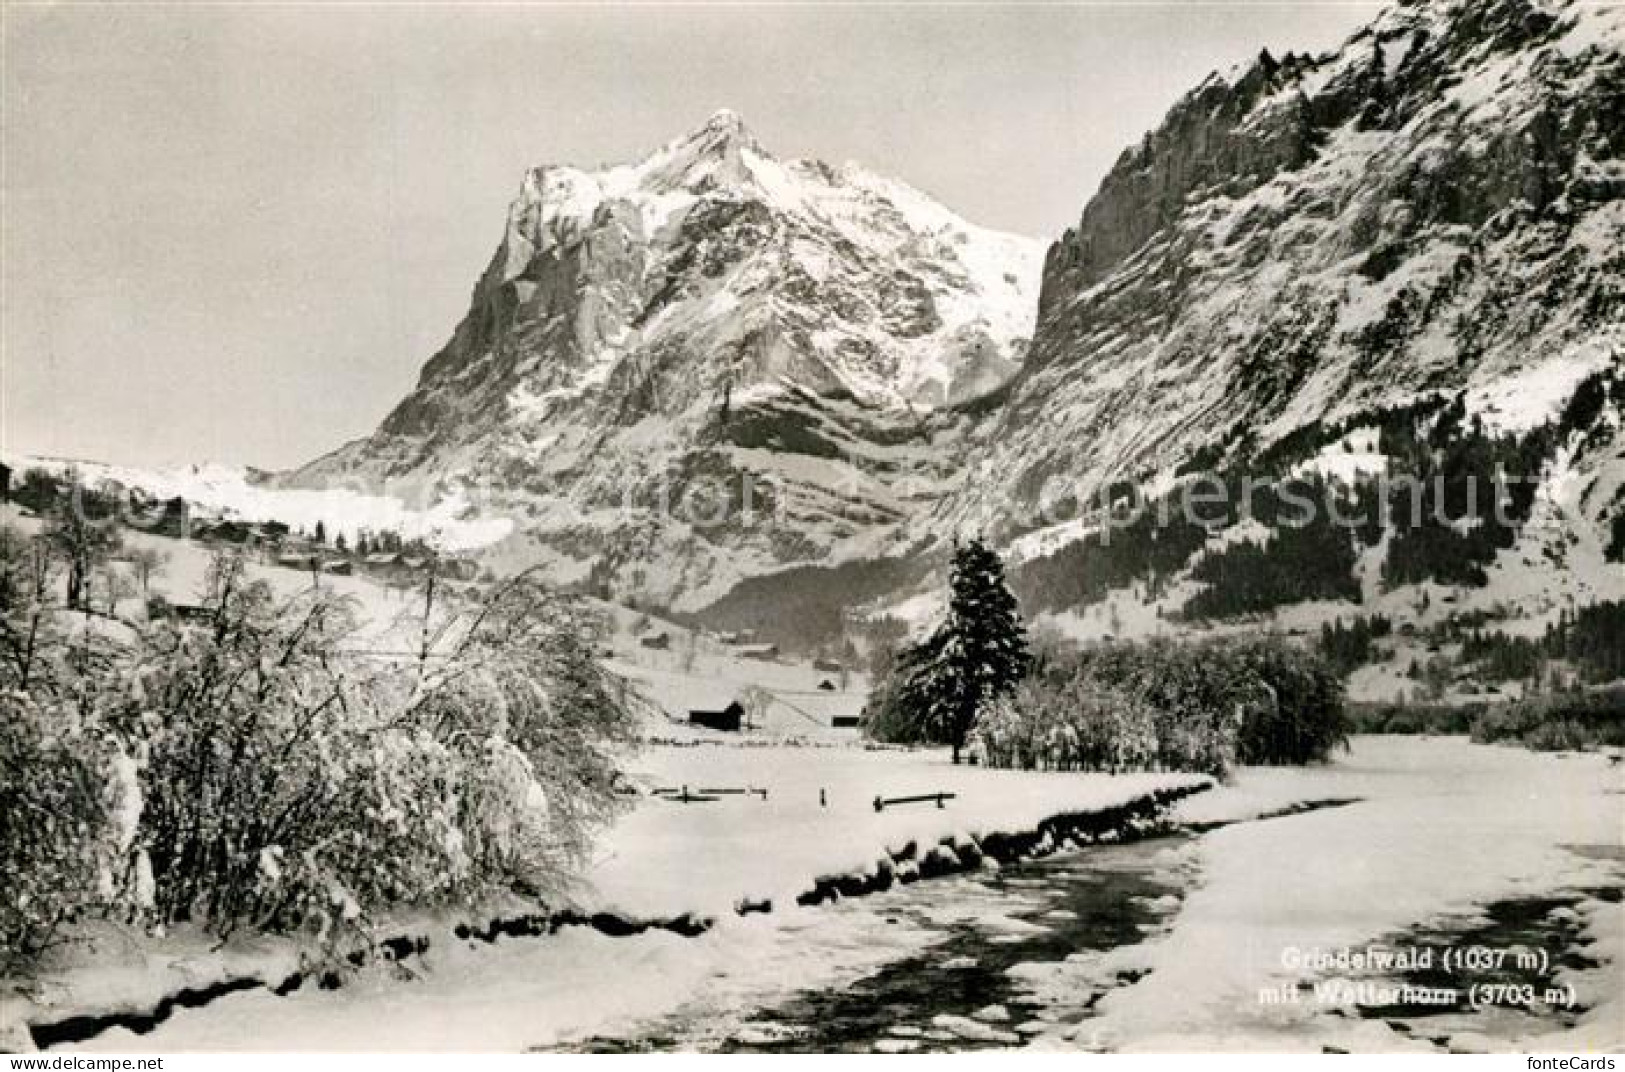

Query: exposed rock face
[947,0,1623,541]
[298,0,1623,632]
[295,111,1042,608]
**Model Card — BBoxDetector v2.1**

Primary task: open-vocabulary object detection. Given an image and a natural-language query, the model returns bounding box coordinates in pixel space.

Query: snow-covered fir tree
[912,538,1032,764]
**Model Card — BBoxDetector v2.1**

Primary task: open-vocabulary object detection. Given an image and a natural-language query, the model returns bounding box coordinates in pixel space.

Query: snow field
[1022,736,1625,1052]
[577,745,1208,920]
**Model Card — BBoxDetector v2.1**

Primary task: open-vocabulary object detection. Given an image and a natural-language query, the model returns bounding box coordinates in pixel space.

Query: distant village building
[170,603,215,625]
[438,557,480,582]
[639,631,671,650]
[682,685,746,732]
[812,657,844,674]
[191,519,277,545]
[736,643,779,661]
[689,701,745,733]
[320,559,354,576]
[770,690,862,730]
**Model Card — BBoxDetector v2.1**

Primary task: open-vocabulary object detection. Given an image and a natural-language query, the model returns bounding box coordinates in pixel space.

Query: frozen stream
[564,834,1198,1052]
[562,738,1623,1054]
[55,737,1622,1054]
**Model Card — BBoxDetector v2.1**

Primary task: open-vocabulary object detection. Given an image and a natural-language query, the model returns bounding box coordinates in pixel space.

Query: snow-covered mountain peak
[481,111,1044,411]
[296,112,1042,609]
[638,108,764,194]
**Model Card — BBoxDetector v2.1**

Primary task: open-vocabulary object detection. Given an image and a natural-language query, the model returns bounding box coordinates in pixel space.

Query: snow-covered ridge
[500,109,1042,408]
[9,454,512,552]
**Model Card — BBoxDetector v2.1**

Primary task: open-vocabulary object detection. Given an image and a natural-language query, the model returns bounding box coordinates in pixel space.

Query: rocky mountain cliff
[911,0,1624,661]
[297,0,1622,649]
[294,111,1041,608]
[950,0,1622,533]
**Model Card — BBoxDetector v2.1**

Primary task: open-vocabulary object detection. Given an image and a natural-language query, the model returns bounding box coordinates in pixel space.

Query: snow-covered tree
[127,546,167,598]
[913,538,1031,764]
[42,499,121,611]
[0,525,63,694]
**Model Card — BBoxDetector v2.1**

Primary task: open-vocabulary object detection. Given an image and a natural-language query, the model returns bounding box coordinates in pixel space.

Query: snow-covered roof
[658,681,744,716]
[768,690,862,727]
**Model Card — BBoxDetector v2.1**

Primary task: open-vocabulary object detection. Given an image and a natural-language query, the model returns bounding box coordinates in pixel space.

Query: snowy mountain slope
[293,110,1041,609]
[871,0,1625,648]
[285,0,1621,641]
[6,454,511,552]
[946,0,1623,537]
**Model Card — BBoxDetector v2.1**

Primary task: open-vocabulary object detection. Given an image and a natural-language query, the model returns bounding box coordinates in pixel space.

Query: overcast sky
[3,1,1377,471]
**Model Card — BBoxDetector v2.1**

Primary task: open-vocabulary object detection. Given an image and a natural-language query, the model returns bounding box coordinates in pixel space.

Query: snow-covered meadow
[29,736,1623,1054]
[579,746,1207,920]
[1027,736,1625,1053]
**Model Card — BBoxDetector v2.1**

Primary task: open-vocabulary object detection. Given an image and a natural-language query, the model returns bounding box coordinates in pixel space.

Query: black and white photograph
[2,0,1622,1059]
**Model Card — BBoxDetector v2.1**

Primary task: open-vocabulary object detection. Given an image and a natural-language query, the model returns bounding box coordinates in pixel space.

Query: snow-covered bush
[2,525,143,970]
[1,525,69,696]
[129,556,639,937]
[1228,637,1349,765]
[1071,640,1250,776]
[0,545,643,967]
[1470,685,1625,751]
[0,691,130,971]
[1074,685,1160,773]
[980,636,1346,777]
[966,696,1031,769]
[397,570,641,890]
[970,678,1158,773]
[134,556,376,929]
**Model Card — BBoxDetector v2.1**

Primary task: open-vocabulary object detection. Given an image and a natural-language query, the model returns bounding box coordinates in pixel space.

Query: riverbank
[19,737,1620,1053]
[8,746,1206,1052]
[566,736,1624,1054]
